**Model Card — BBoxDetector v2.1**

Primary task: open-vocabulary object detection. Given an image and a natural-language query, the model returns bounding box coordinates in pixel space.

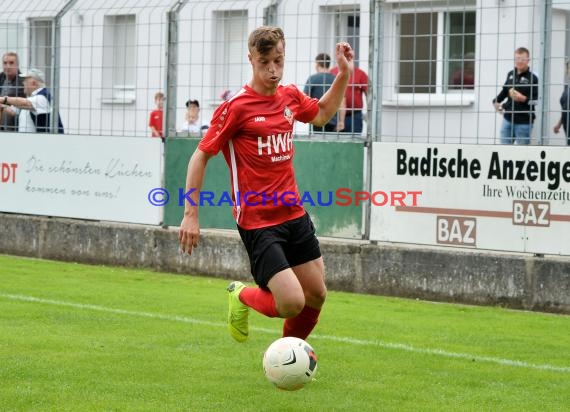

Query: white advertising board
[370,143,570,255]
[0,133,163,225]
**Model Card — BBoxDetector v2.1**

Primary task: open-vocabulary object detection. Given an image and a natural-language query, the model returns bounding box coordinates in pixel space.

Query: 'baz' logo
[254,116,266,122]
[257,132,293,155]
[436,216,476,246]
[512,200,550,227]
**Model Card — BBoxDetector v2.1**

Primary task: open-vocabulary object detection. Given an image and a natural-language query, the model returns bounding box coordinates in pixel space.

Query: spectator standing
[330,54,368,133]
[149,91,164,140]
[0,52,26,131]
[553,60,570,145]
[493,47,539,145]
[304,53,345,133]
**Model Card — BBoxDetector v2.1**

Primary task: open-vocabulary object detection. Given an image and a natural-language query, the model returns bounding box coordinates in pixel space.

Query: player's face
[249,41,285,95]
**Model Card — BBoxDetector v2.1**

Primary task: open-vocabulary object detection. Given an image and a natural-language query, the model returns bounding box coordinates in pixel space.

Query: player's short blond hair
[248,26,285,55]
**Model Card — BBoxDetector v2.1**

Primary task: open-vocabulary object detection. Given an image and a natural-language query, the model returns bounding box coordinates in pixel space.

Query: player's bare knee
[305,287,327,308]
[278,299,305,318]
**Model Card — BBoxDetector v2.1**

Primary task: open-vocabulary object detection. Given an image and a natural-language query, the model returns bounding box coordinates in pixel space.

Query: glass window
[319,5,361,65]
[29,19,53,88]
[446,11,476,91]
[214,10,248,100]
[398,12,437,94]
[397,10,476,94]
[102,15,136,103]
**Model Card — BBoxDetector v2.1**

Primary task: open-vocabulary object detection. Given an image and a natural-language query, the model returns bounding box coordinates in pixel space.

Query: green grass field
[1,254,569,411]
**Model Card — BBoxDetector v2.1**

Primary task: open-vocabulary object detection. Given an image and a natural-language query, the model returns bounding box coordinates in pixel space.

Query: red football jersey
[198,84,319,229]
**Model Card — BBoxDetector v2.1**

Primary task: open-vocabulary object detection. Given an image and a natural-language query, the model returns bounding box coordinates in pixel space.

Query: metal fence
[1,0,570,145]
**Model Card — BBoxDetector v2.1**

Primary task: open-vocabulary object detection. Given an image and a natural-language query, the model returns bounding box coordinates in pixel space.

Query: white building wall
[58,0,171,137]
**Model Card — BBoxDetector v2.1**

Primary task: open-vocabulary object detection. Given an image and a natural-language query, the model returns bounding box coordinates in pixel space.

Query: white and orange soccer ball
[262,337,318,391]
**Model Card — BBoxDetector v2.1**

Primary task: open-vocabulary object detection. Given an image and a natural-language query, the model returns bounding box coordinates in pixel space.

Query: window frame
[212,9,248,103]
[388,3,477,107]
[28,18,54,89]
[319,4,362,67]
[101,14,137,105]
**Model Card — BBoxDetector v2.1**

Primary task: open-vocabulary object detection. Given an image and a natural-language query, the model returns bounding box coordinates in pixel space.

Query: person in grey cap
[0,68,64,133]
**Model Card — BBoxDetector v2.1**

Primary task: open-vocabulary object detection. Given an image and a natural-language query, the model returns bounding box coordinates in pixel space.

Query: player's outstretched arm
[178,148,213,255]
[311,42,354,127]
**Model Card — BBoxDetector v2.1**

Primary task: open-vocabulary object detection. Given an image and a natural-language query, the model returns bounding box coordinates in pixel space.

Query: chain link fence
[1,0,569,144]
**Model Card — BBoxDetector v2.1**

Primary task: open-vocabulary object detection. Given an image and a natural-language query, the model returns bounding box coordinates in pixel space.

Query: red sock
[282,306,321,340]
[239,287,279,318]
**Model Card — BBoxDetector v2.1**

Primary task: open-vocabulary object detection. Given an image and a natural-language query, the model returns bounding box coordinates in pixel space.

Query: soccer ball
[262,337,318,391]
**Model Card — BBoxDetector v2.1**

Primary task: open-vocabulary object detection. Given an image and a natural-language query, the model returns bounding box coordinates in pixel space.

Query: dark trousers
[562,120,570,145]
[312,123,336,133]
[343,111,363,133]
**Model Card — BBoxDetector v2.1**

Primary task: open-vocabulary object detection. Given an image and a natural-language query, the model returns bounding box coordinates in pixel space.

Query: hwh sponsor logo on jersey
[257,132,293,156]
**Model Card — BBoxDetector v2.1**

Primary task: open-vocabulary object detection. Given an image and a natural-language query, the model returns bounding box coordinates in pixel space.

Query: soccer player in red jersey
[178,26,354,342]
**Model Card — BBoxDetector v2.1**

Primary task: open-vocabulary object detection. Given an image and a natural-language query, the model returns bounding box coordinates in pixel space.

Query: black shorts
[237,212,322,289]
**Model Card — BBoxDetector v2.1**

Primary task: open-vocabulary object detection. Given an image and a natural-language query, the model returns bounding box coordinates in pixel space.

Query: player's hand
[178,214,200,255]
[335,42,354,75]
[554,123,561,134]
[494,102,503,113]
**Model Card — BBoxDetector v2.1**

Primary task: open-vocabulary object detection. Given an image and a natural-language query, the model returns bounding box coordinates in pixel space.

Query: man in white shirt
[179,99,208,135]
[0,68,64,133]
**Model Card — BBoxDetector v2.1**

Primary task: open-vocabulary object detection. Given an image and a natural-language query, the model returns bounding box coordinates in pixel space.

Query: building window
[336,9,361,64]
[397,9,475,94]
[102,14,136,104]
[320,5,361,65]
[213,10,248,100]
[29,19,53,88]
[263,3,278,26]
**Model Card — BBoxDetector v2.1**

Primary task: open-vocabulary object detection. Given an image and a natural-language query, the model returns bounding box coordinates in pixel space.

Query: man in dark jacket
[0,52,25,131]
[553,61,570,145]
[493,47,539,145]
